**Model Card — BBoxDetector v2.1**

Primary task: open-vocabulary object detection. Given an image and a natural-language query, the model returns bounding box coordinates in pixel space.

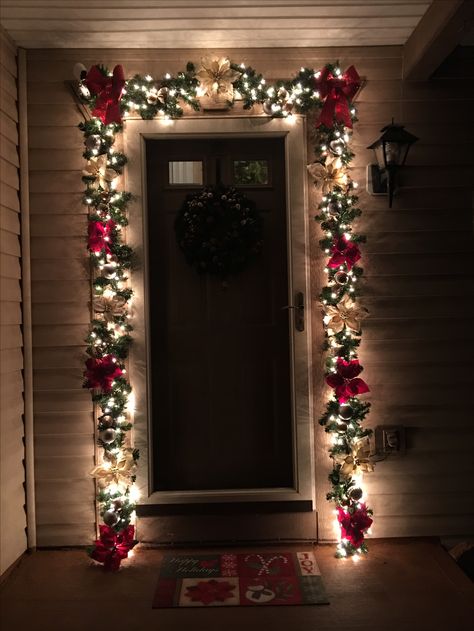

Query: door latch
[282,291,305,332]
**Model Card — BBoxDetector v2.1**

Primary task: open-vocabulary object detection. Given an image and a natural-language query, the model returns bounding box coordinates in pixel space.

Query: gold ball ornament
[99,414,114,427]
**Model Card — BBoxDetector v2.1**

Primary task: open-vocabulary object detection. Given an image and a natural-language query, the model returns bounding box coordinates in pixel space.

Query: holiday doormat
[152,551,329,607]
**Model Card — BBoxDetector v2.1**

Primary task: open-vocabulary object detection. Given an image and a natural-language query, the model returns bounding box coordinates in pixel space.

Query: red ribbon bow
[327,235,361,271]
[316,65,360,129]
[337,504,373,548]
[90,525,136,571]
[88,219,115,255]
[85,65,125,125]
[84,354,123,393]
[326,357,369,403]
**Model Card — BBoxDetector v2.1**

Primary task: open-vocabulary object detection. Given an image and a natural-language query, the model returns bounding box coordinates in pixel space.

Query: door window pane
[233,160,269,185]
[168,161,203,185]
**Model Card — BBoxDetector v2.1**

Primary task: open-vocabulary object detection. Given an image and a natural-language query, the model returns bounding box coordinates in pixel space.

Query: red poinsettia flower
[337,504,373,548]
[326,357,369,403]
[84,354,123,393]
[185,580,236,606]
[327,235,361,271]
[90,525,136,571]
[88,219,115,254]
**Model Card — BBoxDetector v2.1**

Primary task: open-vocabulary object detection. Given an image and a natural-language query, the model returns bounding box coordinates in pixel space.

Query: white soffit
[0,0,433,49]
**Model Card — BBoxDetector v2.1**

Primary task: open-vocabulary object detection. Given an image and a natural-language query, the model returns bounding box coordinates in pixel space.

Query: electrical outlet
[374,425,406,456]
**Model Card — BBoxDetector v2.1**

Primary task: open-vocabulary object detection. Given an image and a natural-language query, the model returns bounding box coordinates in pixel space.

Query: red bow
[90,525,136,571]
[337,504,373,548]
[316,65,360,129]
[84,354,123,393]
[85,65,125,125]
[327,235,361,271]
[326,357,369,403]
[88,220,115,255]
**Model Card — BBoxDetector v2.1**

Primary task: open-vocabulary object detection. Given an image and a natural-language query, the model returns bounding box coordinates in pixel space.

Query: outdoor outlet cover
[375,425,406,456]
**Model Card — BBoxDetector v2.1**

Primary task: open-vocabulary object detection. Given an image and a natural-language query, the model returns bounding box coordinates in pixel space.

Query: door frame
[125,114,315,507]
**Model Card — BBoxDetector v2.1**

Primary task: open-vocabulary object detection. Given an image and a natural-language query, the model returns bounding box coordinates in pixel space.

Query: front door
[146,137,294,496]
[130,119,314,543]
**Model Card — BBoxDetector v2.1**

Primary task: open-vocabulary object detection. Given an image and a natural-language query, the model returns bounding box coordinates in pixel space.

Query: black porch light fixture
[366,120,419,207]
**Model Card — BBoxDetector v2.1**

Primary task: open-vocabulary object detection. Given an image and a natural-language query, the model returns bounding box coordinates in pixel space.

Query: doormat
[152,551,329,607]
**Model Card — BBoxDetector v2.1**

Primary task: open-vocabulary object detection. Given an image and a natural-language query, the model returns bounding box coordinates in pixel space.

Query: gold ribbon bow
[307,157,347,195]
[82,154,118,190]
[90,448,137,489]
[334,437,374,478]
[324,294,368,335]
[196,57,241,100]
[93,294,127,322]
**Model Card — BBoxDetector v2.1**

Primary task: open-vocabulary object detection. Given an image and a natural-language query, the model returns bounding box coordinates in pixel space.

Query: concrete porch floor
[1,539,473,631]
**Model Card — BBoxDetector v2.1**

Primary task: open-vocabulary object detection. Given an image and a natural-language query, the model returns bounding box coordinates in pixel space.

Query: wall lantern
[366,120,419,207]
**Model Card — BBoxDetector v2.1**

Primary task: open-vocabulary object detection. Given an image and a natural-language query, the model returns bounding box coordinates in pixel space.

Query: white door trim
[125,114,315,506]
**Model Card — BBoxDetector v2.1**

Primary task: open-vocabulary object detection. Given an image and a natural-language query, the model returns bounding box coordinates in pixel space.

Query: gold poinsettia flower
[90,448,137,489]
[334,437,374,478]
[93,294,127,322]
[82,154,118,190]
[307,157,347,195]
[196,57,241,100]
[324,294,368,335]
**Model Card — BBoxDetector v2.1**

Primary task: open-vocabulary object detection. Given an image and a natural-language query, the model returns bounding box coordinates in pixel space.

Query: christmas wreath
[175,187,263,278]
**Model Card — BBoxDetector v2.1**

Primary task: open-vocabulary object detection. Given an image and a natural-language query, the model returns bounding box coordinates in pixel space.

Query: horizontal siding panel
[35,434,95,458]
[33,346,86,369]
[33,390,92,413]
[35,455,95,480]
[30,214,86,237]
[35,524,96,546]
[0,181,20,211]
[1,205,21,233]
[367,515,474,539]
[0,228,20,256]
[35,502,96,525]
[0,111,18,144]
[0,324,23,349]
[0,300,22,325]
[0,276,21,302]
[0,347,23,373]
[31,259,89,282]
[30,192,85,214]
[0,135,20,167]
[31,280,89,303]
[32,302,90,324]
[34,368,86,390]
[35,411,94,435]
[0,156,20,189]
[0,64,17,99]
[31,237,86,259]
[33,324,88,347]
[28,126,85,150]
[0,252,21,279]
[0,88,18,123]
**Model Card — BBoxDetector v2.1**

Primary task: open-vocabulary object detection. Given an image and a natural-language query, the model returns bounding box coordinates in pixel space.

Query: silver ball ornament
[103,510,119,527]
[99,414,114,427]
[100,428,117,444]
[85,135,101,151]
[329,138,346,156]
[334,271,349,285]
[338,404,353,420]
[263,99,273,115]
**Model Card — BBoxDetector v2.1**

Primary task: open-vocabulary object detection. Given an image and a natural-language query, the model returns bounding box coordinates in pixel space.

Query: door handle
[282,291,305,332]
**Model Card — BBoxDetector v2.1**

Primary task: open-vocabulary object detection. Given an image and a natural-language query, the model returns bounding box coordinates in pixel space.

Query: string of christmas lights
[77,60,372,569]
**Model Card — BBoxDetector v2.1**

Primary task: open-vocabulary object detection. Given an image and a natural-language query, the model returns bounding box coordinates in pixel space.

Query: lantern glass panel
[383,141,401,166]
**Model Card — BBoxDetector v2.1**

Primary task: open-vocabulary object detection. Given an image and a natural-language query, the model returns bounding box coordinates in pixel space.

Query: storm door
[146,137,293,493]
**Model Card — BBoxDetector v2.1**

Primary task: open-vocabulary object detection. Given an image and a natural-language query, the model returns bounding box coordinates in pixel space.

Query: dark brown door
[145,137,293,494]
